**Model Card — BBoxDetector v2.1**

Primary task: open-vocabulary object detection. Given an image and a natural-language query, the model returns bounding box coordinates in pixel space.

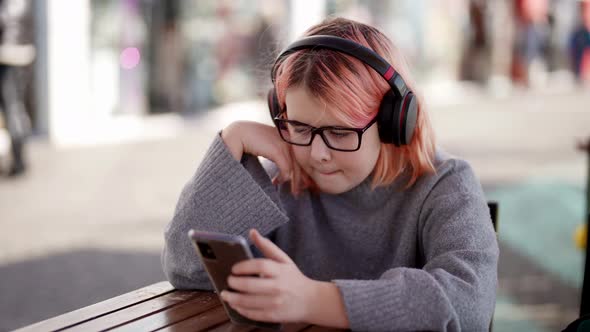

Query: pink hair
[273,17,437,194]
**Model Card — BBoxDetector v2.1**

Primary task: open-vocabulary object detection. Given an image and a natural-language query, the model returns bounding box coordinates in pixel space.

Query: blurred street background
[1,0,590,331]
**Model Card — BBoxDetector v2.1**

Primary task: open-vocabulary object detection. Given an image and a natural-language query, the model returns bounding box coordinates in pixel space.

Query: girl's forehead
[285,87,344,127]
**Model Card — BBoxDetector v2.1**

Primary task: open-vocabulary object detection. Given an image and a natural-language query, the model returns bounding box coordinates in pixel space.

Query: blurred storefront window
[89,0,287,116]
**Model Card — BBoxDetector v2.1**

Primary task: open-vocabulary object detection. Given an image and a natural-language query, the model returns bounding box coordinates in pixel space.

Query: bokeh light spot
[120,47,141,70]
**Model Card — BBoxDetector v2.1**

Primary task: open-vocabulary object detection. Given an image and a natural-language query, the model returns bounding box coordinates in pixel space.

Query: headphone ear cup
[378,90,401,146]
[267,88,281,124]
[400,92,418,145]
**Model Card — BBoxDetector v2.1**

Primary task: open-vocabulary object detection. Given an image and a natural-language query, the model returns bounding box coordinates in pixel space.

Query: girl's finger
[273,146,292,183]
[226,275,280,294]
[266,138,292,184]
[221,291,278,310]
[250,229,293,264]
[280,145,293,182]
[232,305,279,323]
[232,258,280,277]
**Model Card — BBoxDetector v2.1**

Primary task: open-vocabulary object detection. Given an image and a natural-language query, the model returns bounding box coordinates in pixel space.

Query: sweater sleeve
[333,160,499,331]
[161,133,289,290]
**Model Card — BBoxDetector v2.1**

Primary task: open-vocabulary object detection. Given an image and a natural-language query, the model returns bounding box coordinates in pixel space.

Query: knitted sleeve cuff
[173,132,288,239]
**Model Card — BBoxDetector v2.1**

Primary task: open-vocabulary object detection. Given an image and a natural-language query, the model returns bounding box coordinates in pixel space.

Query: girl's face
[284,86,381,194]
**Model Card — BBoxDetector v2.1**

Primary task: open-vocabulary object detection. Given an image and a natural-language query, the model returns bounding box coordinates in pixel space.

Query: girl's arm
[330,161,498,331]
[161,132,289,289]
[306,281,350,328]
[221,121,293,183]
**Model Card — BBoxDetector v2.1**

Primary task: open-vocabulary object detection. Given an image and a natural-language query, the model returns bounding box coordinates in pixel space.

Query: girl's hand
[221,121,293,184]
[220,229,318,323]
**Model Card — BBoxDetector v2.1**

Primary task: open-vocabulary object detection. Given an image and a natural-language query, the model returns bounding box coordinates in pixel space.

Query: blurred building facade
[25,0,588,146]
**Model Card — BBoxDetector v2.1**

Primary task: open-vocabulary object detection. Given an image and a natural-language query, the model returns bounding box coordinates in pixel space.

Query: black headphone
[267,35,418,147]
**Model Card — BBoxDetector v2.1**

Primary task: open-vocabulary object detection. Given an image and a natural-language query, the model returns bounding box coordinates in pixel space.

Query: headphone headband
[271,35,408,98]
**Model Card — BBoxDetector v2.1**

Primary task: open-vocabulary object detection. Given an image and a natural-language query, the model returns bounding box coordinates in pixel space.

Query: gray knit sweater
[161,133,499,332]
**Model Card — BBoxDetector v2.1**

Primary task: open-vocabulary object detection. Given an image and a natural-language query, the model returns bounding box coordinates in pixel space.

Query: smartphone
[188,229,283,330]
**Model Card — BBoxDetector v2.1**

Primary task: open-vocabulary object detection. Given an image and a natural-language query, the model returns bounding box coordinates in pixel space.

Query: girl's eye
[294,126,311,134]
[329,130,351,138]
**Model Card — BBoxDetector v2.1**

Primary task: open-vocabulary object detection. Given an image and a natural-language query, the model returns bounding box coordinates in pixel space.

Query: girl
[162,17,498,331]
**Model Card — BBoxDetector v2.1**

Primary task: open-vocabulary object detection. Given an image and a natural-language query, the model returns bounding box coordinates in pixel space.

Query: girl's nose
[310,134,331,162]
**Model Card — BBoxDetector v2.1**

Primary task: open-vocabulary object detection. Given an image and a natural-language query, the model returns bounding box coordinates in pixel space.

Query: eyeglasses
[273,114,377,152]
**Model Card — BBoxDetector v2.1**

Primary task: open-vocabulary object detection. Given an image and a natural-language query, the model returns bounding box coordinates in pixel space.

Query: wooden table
[16,281,345,331]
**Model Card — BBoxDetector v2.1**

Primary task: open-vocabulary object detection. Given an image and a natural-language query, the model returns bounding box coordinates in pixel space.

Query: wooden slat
[63,290,205,331]
[162,311,308,332]
[14,281,174,332]
[109,292,222,331]
[155,305,229,331]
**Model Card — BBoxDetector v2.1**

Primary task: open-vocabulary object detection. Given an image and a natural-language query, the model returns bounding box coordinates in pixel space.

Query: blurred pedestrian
[460,0,491,83]
[569,0,590,83]
[0,0,34,176]
[511,0,550,87]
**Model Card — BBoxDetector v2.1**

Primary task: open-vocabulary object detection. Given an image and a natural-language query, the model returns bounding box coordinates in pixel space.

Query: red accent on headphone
[384,66,394,80]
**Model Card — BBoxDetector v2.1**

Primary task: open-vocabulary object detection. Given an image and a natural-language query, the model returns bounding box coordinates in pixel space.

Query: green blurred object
[486,180,585,287]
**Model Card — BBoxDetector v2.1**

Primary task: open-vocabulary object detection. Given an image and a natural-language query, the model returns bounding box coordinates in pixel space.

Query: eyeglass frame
[273,113,378,152]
